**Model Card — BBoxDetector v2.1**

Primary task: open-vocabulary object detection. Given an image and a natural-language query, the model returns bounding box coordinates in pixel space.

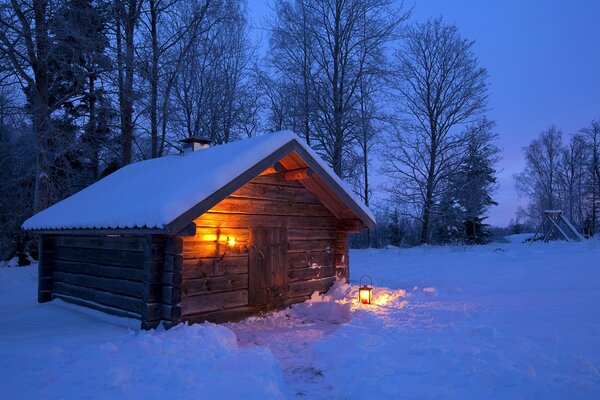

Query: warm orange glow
[359,286,372,304]
[200,233,218,242]
[227,237,236,246]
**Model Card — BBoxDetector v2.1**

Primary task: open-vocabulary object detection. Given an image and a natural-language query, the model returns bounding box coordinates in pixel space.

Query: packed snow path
[1,237,599,399]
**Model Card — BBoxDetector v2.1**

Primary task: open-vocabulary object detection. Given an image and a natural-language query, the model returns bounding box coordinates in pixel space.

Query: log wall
[181,173,346,322]
[42,234,165,329]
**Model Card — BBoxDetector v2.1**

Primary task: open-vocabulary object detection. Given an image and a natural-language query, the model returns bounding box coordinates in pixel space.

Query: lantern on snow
[358,275,373,304]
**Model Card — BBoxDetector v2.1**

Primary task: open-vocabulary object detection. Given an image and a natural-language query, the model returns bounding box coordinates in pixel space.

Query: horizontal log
[164,255,183,273]
[175,223,197,237]
[182,256,248,279]
[287,229,337,241]
[53,259,149,282]
[53,281,142,313]
[163,272,182,286]
[141,302,163,323]
[39,276,53,291]
[194,212,338,230]
[185,227,250,242]
[182,273,248,297]
[181,289,248,316]
[164,237,183,255]
[162,304,182,322]
[229,182,320,204]
[182,305,267,324]
[288,276,336,298]
[182,241,248,259]
[53,235,147,252]
[250,174,304,187]
[209,197,332,217]
[53,271,147,299]
[162,285,182,305]
[284,167,313,181]
[288,264,335,282]
[288,239,334,254]
[55,294,141,319]
[53,246,147,268]
[257,162,284,176]
[288,251,335,269]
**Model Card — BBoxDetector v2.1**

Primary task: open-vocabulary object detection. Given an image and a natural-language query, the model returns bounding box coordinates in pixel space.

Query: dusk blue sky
[247,0,600,226]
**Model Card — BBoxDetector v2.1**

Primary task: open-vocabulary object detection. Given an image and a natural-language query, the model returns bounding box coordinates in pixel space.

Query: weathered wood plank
[55,294,141,319]
[287,229,337,241]
[141,303,163,328]
[182,273,248,297]
[164,255,183,272]
[183,227,250,244]
[53,259,146,282]
[181,289,248,315]
[182,256,248,279]
[210,197,332,217]
[230,182,320,204]
[249,227,288,307]
[288,276,336,298]
[53,281,142,313]
[334,231,349,281]
[288,251,335,269]
[250,173,304,187]
[162,304,182,322]
[163,272,182,286]
[162,286,182,305]
[53,271,146,299]
[288,239,334,253]
[164,236,183,255]
[53,235,146,252]
[194,212,338,230]
[38,235,54,303]
[284,167,313,181]
[53,246,147,268]
[182,241,248,259]
[288,264,335,282]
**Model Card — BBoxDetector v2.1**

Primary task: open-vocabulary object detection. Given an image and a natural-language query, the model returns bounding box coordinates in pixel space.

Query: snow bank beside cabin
[0,267,287,400]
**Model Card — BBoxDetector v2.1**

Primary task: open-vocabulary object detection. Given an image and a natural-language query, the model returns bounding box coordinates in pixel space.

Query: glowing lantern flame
[359,286,372,304]
[227,237,236,247]
[358,275,373,305]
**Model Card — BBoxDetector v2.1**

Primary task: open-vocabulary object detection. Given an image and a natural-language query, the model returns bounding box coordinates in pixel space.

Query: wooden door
[249,227,288,307]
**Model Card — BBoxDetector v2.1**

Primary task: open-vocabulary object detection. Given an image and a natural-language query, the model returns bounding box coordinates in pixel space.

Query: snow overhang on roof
[22,131,376,234]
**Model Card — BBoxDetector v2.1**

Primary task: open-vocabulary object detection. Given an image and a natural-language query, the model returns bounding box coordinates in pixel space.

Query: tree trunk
[32,0,51,213]
[150,0,159,158]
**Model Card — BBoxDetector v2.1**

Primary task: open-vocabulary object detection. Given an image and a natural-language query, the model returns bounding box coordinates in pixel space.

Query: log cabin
[23,131,375,329]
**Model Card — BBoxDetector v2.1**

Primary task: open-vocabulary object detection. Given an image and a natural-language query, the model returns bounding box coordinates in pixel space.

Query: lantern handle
[359,275,373,287]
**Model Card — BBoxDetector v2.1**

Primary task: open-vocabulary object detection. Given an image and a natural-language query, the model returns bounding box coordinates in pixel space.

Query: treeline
[514,122,600,236]
[0,0,499,256]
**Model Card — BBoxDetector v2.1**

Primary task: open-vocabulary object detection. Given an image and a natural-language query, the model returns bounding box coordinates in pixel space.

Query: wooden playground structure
[532,210,585,242]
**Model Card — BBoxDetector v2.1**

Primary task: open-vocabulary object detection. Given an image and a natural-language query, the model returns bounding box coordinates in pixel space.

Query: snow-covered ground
[1,237,599,399]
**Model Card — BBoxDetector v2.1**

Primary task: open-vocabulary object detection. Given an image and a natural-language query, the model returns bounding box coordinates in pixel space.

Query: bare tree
[172,0,256,145]
[384,18,489,244]
[557,134,587,226]
[514,126,563,225]
[0,0,59,212]
[580,120,600,234]
[114,0,142,165]
[138,0,212,158]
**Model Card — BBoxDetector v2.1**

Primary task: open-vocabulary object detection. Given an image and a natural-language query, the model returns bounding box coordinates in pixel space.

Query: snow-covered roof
[23,131,375,233]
